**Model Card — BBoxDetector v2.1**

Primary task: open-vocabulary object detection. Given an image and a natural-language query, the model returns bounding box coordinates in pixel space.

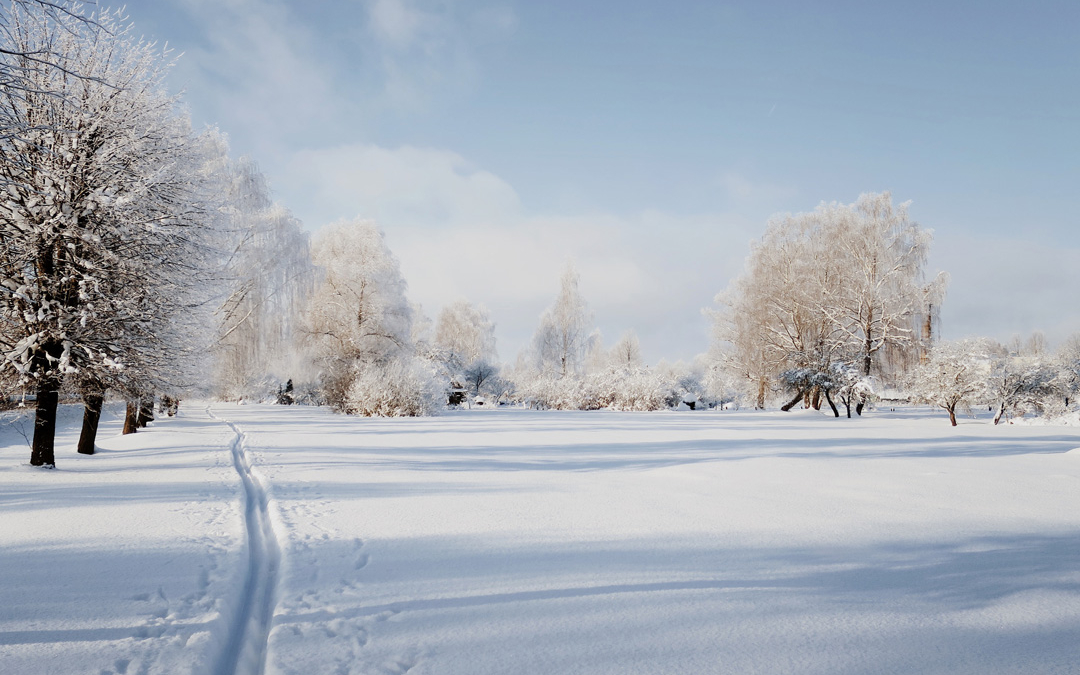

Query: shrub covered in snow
[523,375,591,410]
[587,367,672,411]
[343,358,441,417]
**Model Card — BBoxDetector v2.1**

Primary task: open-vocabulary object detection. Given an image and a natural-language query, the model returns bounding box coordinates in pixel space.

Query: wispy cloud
[279,143,755,361]
[718,172,798,207]
[361,0,516,109]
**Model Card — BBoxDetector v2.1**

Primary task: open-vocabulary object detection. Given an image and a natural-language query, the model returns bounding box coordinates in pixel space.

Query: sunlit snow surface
[3,403,1080,674]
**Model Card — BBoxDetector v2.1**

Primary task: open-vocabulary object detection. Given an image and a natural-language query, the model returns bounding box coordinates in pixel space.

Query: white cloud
[282,143,757,363]
[286,144,520,230]
[368,0,427,46]
[719,172,798,206]
[168,0,337,152]
[361,0,516,109]
[932,233,1080,346]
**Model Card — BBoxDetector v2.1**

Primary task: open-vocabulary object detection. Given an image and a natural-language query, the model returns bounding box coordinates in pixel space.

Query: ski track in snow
[208,407,282,675]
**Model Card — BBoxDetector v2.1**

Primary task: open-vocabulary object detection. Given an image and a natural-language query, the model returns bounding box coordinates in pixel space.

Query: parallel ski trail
[209,407,282,675]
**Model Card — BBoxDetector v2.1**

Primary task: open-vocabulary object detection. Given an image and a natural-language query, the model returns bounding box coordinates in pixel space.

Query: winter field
[3,404,1080,675]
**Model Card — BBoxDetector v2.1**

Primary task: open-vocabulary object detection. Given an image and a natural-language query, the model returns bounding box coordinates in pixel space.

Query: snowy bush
[988,352,1061,425]
[524,375,591,410]
[588,367,671,411]
[906,339,992,426]
[343,359,441,417]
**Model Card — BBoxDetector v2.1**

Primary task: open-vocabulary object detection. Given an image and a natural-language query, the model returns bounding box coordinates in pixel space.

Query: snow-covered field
[3,403,1080,674]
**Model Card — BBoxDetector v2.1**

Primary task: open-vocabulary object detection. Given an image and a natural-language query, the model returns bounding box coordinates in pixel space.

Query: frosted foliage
[343,359,441,417]
[907,339,993,425]
[988,350,1061,425]
[0,6,224,399]
[215,159,314,400]
[714,192,945,407]
[304,219,437,414]
[590,367,671,411]
[1054,335,1080,405]
[584,329,607,374]
[532,264,591,378]
[609,330,643,370]
[433,300,497,378]
[524,367,672,411]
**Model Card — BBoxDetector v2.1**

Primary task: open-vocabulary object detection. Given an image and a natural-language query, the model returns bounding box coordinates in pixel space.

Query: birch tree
[531,263,591,378]
[714,192,945,411]
[214,158,314,400]
[303,218,437,415]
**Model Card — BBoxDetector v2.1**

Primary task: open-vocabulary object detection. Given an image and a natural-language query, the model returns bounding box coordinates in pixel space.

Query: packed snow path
[208,409,282,675]
[4,403,1080,674]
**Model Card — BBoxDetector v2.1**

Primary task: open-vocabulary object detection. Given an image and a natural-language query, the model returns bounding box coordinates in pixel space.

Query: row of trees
[4,2,1071,454]
[0,3,314,465]
[293,228,725,416]
[909,334,1080,426]
[0,5,228,465]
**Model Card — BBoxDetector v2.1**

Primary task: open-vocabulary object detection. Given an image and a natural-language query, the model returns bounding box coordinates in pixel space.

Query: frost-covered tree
[460,358,508,402]
[713,192,945,412]
[214,158,314,400]
[0,5,225,465]
[826,193,946,376]
[831,362,876,418]
[906,339,992,426]
[1053,334,1080,410]
[432,299,497,393]
[531,263,591,378]
[303,218,437,415]
[609,330,643,369]
[988,349,1059,425]
[715,212,843,411]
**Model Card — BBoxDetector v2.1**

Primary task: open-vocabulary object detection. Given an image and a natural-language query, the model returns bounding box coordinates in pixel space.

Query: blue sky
[120,0,1080,363]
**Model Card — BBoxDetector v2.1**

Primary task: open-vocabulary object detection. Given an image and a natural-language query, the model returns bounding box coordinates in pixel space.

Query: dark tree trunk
[811,388,822,411]
[30,374,61,467]
[781,389,806,412]
[842,395,851,418]
[993,402,1006,425]
[123,401,139,435]
[77,389,105,455]
[864,335,873,376]
[824,389,839,417]
[947,405,957,426]
[137,395,154,428]
[855,401,864,416]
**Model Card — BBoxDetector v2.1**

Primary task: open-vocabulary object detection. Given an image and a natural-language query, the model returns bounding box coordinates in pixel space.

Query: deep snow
[3,403,1080,674]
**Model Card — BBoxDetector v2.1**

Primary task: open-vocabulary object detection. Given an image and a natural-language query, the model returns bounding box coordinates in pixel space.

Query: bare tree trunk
[755,379,766,410]
[123,401,139,435]
[30,373,61,467]
[864,334,873,376]
[993,402,1006,425]
[781,389,806,412]
[811,388,822,411]
[77,389,105,455]
[855,401,864,416]
[947,405,957,427]
[824,389,839,417]
[843,395,851,418]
